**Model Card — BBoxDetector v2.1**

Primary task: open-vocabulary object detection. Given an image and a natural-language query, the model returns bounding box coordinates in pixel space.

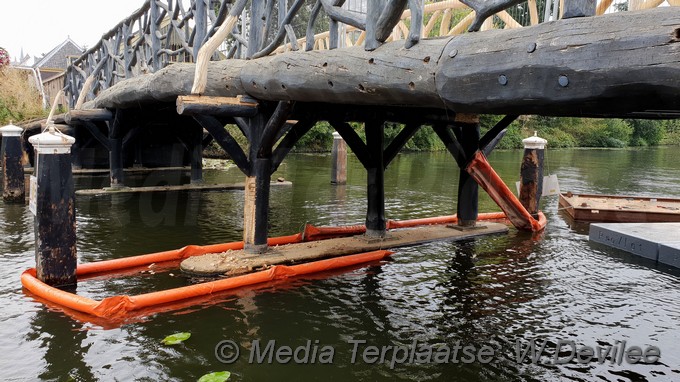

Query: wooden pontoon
[559,192,680,223]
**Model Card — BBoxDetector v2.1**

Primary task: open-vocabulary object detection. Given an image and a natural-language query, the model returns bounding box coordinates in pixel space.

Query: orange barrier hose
[466,151,547,232]
[22,250,392,321]
[78,233,306,276]
[386,212,508,229]
[22,210,541,324]
[302,224,366,241]
[22,269,99,316]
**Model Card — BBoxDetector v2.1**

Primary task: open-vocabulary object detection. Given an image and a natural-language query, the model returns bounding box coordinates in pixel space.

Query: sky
[1,0,147,63]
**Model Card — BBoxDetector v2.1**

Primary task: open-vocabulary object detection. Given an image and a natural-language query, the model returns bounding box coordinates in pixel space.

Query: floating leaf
[197,371,231,382]
[161,332,191,345]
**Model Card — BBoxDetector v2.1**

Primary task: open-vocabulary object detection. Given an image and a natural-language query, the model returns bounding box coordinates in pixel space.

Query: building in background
[31,37,84,108]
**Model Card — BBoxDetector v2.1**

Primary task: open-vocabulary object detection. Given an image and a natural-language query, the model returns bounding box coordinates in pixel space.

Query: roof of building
[33,37,84,70]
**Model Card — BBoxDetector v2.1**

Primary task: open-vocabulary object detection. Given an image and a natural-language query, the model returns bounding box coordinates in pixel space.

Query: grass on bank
[0,67,46,125]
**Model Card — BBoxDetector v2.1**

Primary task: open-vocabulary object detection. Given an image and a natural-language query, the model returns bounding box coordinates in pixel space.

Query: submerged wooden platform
[23,166,192,176]
[75,181,291,196]
[589,223,680,269]
[181,222,509,276]
[559,192,680,223]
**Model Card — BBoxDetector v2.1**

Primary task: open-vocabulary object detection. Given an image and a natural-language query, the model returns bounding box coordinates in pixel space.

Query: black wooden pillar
[190,125,204,184]
[0,123,26,203]
[191,101,299,255]
[243,112,271,253]
[453,116,480,227]
[365,119,386,237]
[563,0,596,19]
[108,110,125,188]
[28,128,77,287]
[247,0,267,58]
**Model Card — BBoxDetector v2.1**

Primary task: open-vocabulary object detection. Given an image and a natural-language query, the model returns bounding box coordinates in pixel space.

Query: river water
[1,147,679,381]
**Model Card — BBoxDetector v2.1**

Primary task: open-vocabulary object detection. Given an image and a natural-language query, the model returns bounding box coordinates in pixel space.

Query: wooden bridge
[19,0,680,256]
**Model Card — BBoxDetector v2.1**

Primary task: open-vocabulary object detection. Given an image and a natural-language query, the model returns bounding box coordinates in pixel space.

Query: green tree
[627,119,665,146]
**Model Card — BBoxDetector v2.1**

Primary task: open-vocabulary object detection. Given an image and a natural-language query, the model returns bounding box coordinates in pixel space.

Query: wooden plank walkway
[75,181,291,196]
[181,222,509,276]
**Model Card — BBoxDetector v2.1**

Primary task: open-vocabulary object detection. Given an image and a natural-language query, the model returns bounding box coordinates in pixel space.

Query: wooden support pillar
[247,0,267,58]
[243,112,270,254]
[562,0,595,19]
[28,128,76,287]
[1,123,26,203]
[365,0,387,51]
[71,139,83,170]
[193,0,208,59]
[365,119,386,237]
[454,114,480,227]
[190,124,204,184]
[108,112,124,188]
[519,132,547,218]
[149,0,162,71]
[331,131,347,185]
[244,157,272,254]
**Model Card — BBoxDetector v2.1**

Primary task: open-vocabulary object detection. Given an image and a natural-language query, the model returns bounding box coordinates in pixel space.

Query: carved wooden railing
[64,0,672,108]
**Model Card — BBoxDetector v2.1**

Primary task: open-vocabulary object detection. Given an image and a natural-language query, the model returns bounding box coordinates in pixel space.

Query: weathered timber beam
[65,109,113,124]
[293,103,458,125]
[193,114,250,174]
[20,114,67,133]
[479,115,518,156]
[82,121,112,151]
[94,60,247,108]
[271,117,317,172]
[329,121,371,169]
[461,0,526,32]
[233,117,251,141]
[259,101,294,158]
[433,124,465,168]
[436,8,680,117]
[176,95,259,117]
[242,36,445,108]
[383,123,420,169]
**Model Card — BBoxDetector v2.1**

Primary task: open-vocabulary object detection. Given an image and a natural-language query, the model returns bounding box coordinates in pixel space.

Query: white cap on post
[332,131,342,139]
[523,131,547,150]
[0,122,23,137]
[29,125,75,155]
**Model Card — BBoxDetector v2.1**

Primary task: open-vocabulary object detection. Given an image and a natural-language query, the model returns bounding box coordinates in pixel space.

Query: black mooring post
[28,128,77,287]
[190,125,203,184]
[519,132,547,218]
[0,123,26,203]
[331,132,347,185]
[453,115,480,227]
[365,119,386,237]
[109,110,124,188]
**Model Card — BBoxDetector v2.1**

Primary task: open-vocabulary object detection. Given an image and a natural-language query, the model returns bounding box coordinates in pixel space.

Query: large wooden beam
[436,7,680,117]
[176,95,259,117]
[94,60,248,109]
[91,8,680,118]
[65,109,113,124]
[241,36,443,108]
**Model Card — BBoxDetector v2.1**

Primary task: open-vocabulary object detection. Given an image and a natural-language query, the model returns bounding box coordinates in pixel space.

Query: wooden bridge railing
[64,0,672,108]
